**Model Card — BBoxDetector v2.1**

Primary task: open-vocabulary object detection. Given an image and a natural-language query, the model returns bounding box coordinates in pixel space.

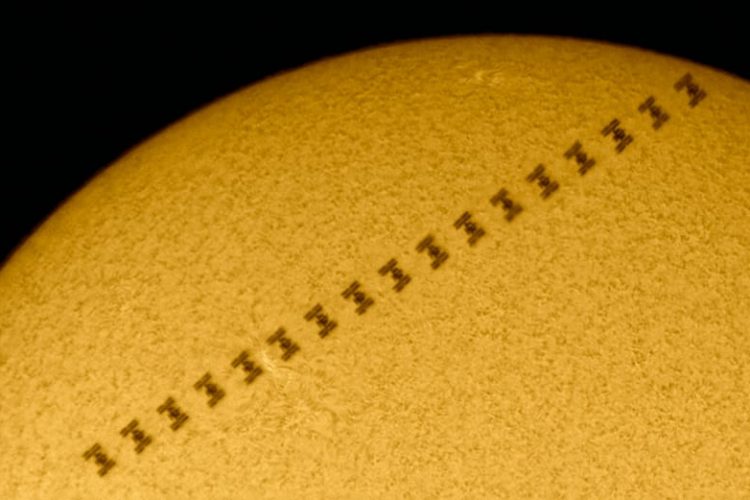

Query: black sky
[4,13,748,265]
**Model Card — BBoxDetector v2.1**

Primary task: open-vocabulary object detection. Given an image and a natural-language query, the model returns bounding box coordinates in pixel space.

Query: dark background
[4,13,748,265]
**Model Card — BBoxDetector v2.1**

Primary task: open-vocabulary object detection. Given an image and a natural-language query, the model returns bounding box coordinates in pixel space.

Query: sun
[0,36,748,497]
